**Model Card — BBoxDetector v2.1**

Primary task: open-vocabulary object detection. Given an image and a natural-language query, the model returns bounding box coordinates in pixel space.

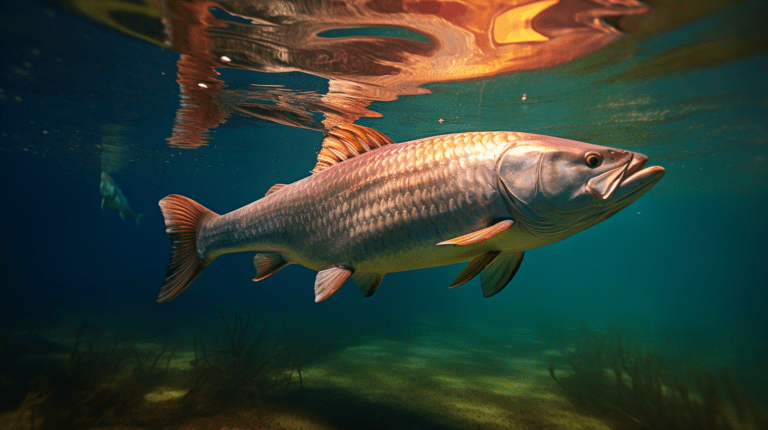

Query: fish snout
[615,152,665,197]
[585,152,663,201]
[624,152,648,179]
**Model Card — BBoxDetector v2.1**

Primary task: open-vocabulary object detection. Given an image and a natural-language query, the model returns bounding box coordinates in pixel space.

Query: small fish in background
[155,124,664,304]
[100,172,144,227]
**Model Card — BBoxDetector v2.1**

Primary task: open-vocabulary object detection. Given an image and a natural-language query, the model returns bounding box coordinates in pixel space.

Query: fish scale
[199,130,513,272]
[157,124,664,304]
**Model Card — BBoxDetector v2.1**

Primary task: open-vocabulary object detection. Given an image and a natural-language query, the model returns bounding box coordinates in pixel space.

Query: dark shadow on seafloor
[279,388,473,430]
[0,333,68,414]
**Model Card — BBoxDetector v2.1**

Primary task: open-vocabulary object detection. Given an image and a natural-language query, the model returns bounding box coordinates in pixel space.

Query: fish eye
[585,152,601,167]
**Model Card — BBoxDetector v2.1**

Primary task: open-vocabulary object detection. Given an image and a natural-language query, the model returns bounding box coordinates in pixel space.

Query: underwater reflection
[159,0,648,147]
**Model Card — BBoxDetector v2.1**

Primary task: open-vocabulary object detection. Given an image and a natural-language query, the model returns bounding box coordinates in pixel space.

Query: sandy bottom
[0,325,611,430]
[284,334,608,430]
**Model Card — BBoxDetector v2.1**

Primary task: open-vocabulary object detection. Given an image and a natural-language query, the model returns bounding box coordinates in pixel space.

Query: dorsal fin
[312,124,395,174]
[265,184,287,196]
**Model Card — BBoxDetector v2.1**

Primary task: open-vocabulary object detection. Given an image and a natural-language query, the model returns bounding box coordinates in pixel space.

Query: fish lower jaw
[620,165,665,189]
[586,169,664,224]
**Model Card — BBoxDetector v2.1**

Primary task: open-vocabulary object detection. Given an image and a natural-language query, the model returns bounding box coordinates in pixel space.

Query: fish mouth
[579,155,664,226]
[619,155,665,195]
[586,154,665,201]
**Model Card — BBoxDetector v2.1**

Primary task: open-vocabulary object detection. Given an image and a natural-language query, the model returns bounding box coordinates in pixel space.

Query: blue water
[1,0,767,428]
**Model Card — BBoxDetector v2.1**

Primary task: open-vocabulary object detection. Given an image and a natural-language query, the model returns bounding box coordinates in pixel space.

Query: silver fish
[157,125,664,304]
[100,172,144,227]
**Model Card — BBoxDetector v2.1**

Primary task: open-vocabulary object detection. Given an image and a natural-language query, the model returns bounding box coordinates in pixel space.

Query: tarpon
[157,125,664,304]
[100,172,144,227]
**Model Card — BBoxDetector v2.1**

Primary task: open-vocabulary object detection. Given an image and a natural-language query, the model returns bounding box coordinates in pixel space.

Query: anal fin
[480,251,524,298]
[351,272,384,297]
[437,220,514,246]
[253,253,289,281]
[449,251,500,288]
[315,265,352,302]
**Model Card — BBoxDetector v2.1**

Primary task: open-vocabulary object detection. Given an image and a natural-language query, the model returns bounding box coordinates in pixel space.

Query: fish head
[497,134,664,243]
[100,171,116,197]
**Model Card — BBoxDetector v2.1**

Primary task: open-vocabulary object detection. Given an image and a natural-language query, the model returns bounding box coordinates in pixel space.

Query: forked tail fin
[157,194,218,304]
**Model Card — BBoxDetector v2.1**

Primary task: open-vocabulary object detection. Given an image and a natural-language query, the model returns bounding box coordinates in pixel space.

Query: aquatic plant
[11,313,302,429]
[549,321,768,430]
[180,310,303,416]
[13,322,177,429]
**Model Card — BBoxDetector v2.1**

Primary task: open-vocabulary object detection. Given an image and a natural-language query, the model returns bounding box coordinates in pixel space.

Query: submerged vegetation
[549,321,768,430]
[8,314,768,430]
[181,310,303,416]
[13,322,176,429]
[11,312,302,430]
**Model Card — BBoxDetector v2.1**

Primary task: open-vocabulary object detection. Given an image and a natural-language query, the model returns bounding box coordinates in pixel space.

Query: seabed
[2,317,764,430]
[292,337,601,429]
[0,322,607,430]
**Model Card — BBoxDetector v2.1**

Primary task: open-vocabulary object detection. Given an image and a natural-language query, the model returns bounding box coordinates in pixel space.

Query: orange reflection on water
[161,0,226,147]
[160,0,648,148]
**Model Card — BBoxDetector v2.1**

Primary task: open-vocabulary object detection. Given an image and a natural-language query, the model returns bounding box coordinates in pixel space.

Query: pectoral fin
[351,272,384,297]
[315,265,352,302]
[101,198,106,212]
[449,251,501,288]
[437,220,514,246]
[253,253,289,281]
[119,211,126,221]
[480,251,524,298]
